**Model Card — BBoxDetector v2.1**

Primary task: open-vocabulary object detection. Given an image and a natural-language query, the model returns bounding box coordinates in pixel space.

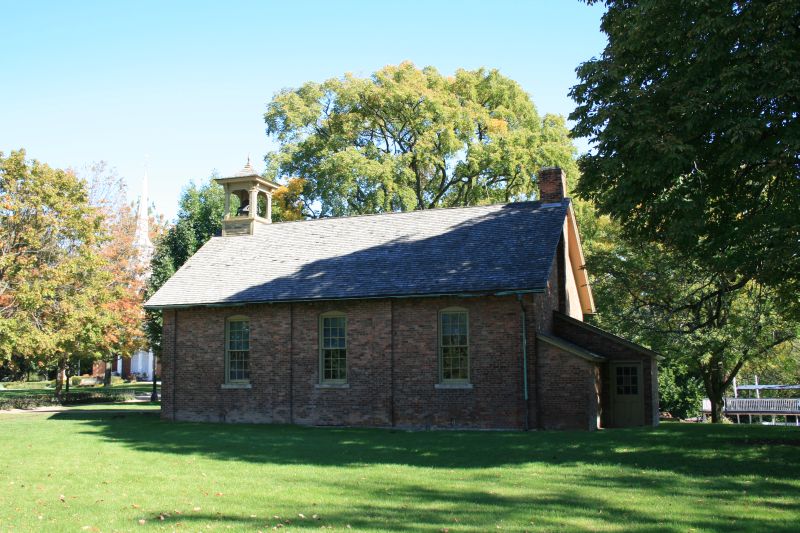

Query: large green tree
[265,62,579,218]
[586,223,796,422]
[570,0,800,313]
[0,150,121,398]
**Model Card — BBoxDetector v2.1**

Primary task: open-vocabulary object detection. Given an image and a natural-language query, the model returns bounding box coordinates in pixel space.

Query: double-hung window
[439,308,469,383]
[320,313,347,384]
[225,316,250,383]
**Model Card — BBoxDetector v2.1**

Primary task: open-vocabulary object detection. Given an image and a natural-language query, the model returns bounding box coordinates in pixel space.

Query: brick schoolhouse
[145,165,659,430]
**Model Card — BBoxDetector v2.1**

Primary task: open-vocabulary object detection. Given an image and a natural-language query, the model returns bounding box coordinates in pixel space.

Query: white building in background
[124,169,157,380]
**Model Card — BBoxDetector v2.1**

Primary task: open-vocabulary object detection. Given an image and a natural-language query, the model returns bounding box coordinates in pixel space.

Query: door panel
[611,362,645,427]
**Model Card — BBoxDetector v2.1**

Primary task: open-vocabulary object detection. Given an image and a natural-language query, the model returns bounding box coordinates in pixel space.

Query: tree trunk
[704,370,725,423]
[104,362,112,388]
[709,395,724,423]
[54,358,66,402]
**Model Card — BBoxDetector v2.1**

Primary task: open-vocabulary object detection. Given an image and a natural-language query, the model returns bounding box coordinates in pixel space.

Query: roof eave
[565,200,596,315]
[143,287,546,311]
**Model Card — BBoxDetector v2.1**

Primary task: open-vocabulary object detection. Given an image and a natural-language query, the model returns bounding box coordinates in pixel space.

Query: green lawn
[0,412,798,532]
[0,383,160,409]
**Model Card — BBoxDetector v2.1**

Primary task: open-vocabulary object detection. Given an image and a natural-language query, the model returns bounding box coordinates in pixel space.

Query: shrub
[63,390,135,404]
[2,381,54,390]
[0,394,59,410]
[0,388,136,410]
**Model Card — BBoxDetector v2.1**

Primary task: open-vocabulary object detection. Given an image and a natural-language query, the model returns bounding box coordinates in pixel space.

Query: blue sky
[1,1,606,220]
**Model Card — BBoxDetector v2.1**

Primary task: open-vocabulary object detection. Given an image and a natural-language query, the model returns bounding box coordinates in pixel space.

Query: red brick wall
[163,305,293,423]
[531,255,559,335]
[160,295,536,428]
[291,300,393,427]
[91,358,132,379]
[161,310,176,420]
[392,296,525,429]
[536,341,599,430]
[529,255,560,428]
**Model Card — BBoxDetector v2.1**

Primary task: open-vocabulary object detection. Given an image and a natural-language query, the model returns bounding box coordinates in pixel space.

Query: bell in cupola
[215,158,280,236]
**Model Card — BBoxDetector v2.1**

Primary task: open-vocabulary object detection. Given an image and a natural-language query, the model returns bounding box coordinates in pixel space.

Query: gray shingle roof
[144,200,569,309]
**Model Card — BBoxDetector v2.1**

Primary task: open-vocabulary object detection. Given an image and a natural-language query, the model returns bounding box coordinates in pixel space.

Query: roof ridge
[269,199,569,227]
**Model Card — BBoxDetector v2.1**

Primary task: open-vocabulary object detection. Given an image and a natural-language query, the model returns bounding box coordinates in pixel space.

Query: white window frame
[319,312,348,384]
[438,307,470,384]
[225,315,250,384]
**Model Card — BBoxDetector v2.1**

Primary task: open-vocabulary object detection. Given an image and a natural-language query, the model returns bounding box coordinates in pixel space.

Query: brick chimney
[538,167,567,203]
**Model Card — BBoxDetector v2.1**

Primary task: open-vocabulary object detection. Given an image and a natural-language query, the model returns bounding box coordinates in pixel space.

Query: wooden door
[611,362,645,427]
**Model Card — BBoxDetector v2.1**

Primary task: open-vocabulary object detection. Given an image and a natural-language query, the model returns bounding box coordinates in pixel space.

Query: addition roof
[144,200,571,309]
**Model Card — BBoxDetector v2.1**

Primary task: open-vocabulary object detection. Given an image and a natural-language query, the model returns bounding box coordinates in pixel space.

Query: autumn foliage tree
[1,151,102,396]
[85,164,147,386]
[0,152,145,398]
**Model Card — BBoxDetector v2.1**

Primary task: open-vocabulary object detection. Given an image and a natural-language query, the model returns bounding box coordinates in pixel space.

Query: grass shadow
[49,411,800,480]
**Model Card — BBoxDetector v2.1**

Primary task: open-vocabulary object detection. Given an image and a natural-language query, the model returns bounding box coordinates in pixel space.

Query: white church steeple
[133,167,154,271]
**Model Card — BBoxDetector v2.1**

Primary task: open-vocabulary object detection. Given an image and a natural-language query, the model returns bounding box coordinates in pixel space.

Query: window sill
[435,383,473,390]
[315,383,350,389]
[221,383,252,390]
